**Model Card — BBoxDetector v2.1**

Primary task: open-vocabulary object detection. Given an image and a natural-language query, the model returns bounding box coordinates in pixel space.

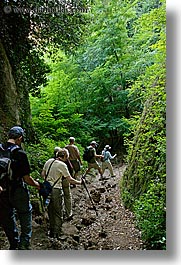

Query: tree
[0,0,90,141]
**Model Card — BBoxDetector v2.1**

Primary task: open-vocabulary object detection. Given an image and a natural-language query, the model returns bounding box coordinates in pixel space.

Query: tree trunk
[0,40,20,142]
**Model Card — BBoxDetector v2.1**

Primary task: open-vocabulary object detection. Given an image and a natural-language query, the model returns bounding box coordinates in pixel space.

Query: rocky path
[0,163,144,250]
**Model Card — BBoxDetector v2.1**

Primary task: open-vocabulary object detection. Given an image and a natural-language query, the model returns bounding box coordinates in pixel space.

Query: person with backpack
[84,141,104,180]
[65,137,82,179]
[41,148,82,239]
[0,126,40,250]
[101,145,117,178]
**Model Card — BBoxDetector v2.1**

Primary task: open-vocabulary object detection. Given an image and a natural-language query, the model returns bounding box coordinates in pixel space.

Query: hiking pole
[81,176,107,237]
[81,176,98,217]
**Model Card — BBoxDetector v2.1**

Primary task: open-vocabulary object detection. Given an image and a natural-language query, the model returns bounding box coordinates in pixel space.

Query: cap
[69,137,75,141]
[105,145,111,150]
[8,126,25,139]
[90,141,98,146]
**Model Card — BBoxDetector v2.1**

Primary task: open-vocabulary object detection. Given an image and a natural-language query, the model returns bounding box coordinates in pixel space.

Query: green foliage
[121,0,166,249]
[27,0,166,250]
[26,137,65,180]
[134,180,166,249]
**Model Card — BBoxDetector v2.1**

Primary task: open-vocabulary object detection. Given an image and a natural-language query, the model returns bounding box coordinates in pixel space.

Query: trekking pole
[81,176,98,217]
[81,175,107,237]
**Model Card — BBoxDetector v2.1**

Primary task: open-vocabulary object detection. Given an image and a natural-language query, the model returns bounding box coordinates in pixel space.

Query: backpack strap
[0,144,20,160]
[52,176,61,188]
[0,144,20,152]
[9,145,20,152]
[45,159,56,181]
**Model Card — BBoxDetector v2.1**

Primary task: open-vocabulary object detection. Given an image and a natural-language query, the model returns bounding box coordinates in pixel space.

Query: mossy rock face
[121,91,166,208]
[121,88,166,249]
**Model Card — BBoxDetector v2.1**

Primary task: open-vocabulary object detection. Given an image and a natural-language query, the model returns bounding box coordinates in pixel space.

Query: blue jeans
[0,192,19,249]
[10,184,32,249]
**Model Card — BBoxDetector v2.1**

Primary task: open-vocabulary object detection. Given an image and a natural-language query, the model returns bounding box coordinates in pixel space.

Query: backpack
[83,147,94,162]
[0,144,20,189]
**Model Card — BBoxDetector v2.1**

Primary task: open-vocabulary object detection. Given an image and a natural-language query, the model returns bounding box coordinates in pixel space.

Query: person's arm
[41,169,46,179]
[93,148,103,159]
[17,150,40,189]
[23,175,41,190]
[108,152,117,160]
[95,154,103,158]
[66,175,82,185]
[95,152,103,159]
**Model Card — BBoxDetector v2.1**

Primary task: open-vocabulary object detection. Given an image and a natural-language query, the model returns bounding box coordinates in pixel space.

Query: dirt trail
[0,163,144,250]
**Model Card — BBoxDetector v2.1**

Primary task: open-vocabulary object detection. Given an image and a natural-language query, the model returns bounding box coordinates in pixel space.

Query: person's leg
[107,161,114,176]
[75,160,81,178]
[18,209,32,249]
[93,162,103,180]
[74,171,79,179]
[0,208,19,250]
[51,188,63,237]
[101,161,107,175]
[85,163,91,175]
[10,186,32,250]
[98,167,104,179]
[62,179,72,218]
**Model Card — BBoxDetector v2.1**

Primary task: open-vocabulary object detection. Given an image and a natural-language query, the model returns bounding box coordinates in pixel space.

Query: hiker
[84,141,104,180]
[65,137,82,179]
[41,148,82,239]
[54,147,73,221]
[101,145,117,178]
[0,126,40,250]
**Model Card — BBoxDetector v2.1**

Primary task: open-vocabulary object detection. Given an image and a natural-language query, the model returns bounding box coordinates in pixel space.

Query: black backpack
[0,144,20,190]
[83,147,94,162]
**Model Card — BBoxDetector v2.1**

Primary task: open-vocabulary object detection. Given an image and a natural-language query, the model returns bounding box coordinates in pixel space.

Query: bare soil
[0,163,144,250]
